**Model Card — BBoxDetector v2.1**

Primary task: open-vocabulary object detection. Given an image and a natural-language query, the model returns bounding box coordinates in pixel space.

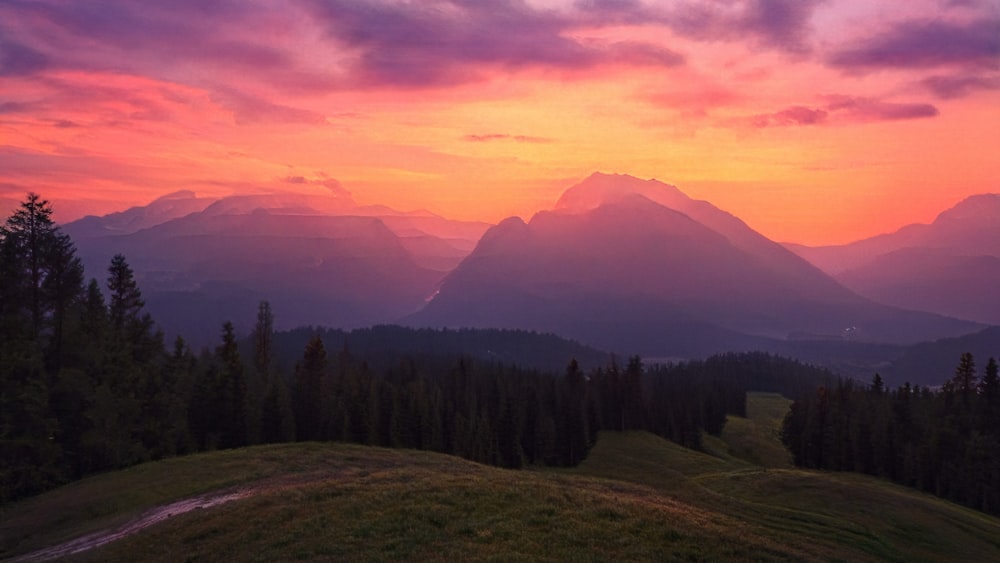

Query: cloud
[736,96,938,128]
[749,105,828,128]
[582,0,823,54]
[825,96,939,121]
[0,101,36,114]
[827,17,1000,70]
[733,0,823,53]
[920,73,1000,99]
[606,41,686,67]
[0,0,296,92]
[463,133,551,143]
[305,0,685,88]
[211,89,327,125]
[0,38,50,76]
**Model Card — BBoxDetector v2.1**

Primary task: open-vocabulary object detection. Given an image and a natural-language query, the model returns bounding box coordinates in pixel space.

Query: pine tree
[295,335,327,441]
[978,358,1000,436]
[253,301,275,385]
[949,352,977,407]
[215,322,247,449]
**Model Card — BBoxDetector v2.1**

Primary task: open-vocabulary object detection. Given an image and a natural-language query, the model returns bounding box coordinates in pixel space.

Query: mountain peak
[935,193,1000,224]
[555,173,689,213]
[152,190,198,203]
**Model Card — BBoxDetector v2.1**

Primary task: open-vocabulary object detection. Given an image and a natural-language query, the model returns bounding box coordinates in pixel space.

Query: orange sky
[1,0,997,245]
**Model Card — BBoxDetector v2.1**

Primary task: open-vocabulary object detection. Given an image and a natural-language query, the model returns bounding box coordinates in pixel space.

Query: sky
[1,0,998,245]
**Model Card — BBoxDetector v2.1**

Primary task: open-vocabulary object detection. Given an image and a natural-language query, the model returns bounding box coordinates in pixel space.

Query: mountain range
[407,173,980,357]
[64,190,489,344]
[786,194,1000,325]
[63,174,994,359]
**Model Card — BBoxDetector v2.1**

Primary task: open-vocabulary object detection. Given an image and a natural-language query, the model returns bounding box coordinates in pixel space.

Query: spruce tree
[215,322,247,449]
[295,335,327,441]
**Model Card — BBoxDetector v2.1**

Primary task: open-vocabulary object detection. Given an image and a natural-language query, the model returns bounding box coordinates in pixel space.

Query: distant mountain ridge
[63,189,491,345]
[61,175,987,356]
[64,190,213,238]
[407,173,979,358]
[786,193,1000,324]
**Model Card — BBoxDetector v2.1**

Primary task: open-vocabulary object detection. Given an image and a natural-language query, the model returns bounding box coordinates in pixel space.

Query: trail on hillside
[9,489,252,562]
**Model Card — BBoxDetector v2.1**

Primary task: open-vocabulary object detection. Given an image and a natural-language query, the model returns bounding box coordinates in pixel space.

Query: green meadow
[3,393,998,561]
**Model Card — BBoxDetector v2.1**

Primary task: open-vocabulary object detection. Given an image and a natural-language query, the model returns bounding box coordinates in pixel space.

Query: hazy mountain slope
[787,193,1000,274]
[71,210,443,345]
[787,194,1000,324]
[66,191,489,275]
[557,173,854,296]
[409,180,978,357]
[63,190,213,238]
[884,326,1000,386]
[376,214,491,271]
[837,247,1000,325]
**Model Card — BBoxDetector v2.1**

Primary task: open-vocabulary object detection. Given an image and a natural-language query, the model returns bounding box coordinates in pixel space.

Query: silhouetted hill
[408,174,979,358]
[884,326,1000,387]
[787,193,1000,324]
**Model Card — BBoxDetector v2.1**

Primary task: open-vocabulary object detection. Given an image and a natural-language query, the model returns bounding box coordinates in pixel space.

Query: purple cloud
[828,18,1000,70]
[304,0,684,88]
[0,1,294,79]
[0,101,36,114]
[735,96,939,128]
[584,0,823,54]
[826,96,939,121]
[749,105,828,128]
[735,0,822,53]
[0,38,50,76]
[921,73,1000,99]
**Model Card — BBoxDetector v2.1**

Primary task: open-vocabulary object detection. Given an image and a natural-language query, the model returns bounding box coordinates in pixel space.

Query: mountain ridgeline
[407,173,982,356]
[787,193,1000,325]
[63,190,490,345]
[60,173,993,358]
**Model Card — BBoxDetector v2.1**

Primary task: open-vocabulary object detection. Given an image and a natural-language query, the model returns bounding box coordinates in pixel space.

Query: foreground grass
[713,392,794,469]
[2,393,998,561]
[4,443,795,562]
[571,393,1000,561]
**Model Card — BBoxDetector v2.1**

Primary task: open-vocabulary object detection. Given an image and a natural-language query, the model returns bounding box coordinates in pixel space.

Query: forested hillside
[782,353,1000,515]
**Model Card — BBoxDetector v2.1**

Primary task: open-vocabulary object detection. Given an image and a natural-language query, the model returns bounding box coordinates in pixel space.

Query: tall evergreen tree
[253,301,275,385]
[107,254,144,336]
[949,352,978,406]
[215,322,247,449]
[295,335,327,441]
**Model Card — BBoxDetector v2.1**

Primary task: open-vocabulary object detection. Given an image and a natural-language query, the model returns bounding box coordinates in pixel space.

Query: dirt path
[8,489,252,562]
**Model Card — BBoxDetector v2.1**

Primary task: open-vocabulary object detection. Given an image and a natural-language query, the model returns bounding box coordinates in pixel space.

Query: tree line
[1,193,831,503]
[781,353,1000,515]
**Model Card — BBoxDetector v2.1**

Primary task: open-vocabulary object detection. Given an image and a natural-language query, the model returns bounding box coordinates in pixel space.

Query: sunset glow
[1,0,997,244]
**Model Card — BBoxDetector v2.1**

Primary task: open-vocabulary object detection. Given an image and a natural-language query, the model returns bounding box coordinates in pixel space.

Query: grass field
[2,393,998,561]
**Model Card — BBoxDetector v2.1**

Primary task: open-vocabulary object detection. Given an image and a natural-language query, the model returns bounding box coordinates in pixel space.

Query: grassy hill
[3,393,998,561]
